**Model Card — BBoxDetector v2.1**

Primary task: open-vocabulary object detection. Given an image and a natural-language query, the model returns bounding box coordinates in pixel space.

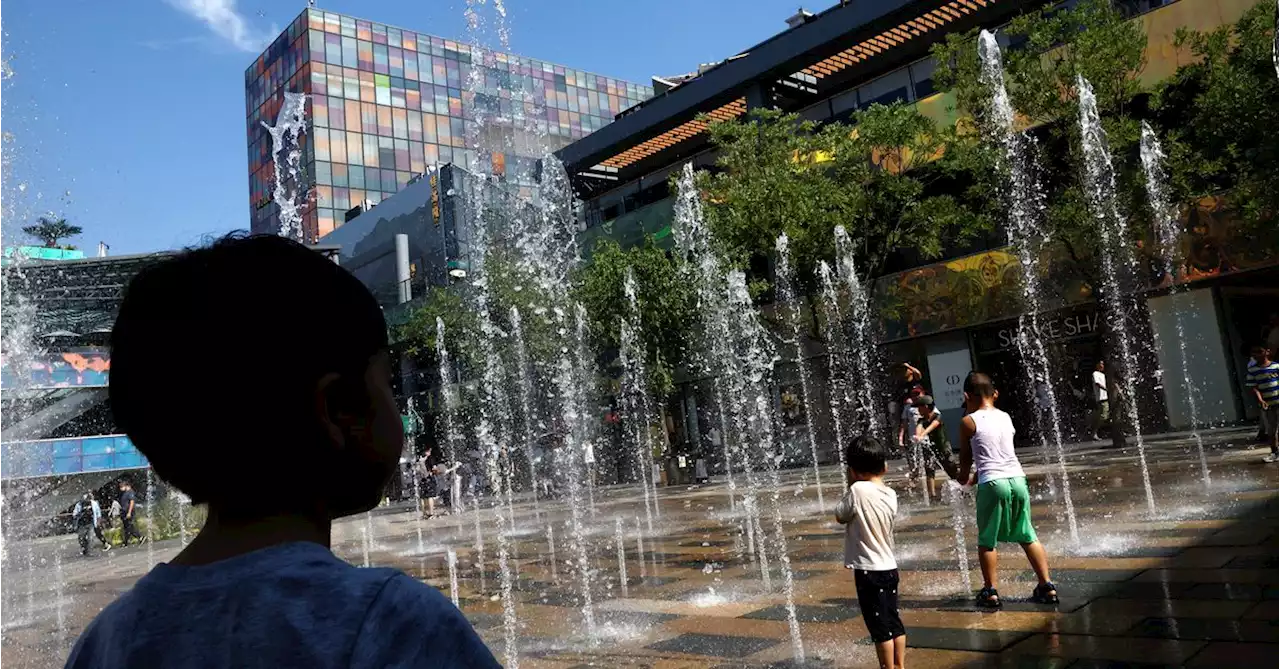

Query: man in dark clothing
[74,492,110,555]
[118,481,145,546]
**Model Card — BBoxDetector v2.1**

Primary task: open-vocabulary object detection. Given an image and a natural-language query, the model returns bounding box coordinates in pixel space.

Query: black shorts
[854,568,905,643]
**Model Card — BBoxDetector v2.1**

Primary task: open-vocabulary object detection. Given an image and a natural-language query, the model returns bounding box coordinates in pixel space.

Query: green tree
[573,236,697,396]
[930,0,1150,291]
[22,216,83,249]
[696,105,994,301]
[1153,0,1278,230]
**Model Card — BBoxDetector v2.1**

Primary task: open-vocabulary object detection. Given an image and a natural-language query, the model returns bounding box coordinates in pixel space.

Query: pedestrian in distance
[66,233,498,668]
[1246,345,1279,463]
[73,492,111,555]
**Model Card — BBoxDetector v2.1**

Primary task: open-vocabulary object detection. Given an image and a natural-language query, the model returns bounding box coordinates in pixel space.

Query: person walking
[1246,345,1279,463]
[118,481,145,546]
[73,492,111,555]
[1090,361,1109,442]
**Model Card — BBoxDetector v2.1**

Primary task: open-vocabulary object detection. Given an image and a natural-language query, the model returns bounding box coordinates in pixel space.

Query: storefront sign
[975,307,1101,355]
[925,347,971,411]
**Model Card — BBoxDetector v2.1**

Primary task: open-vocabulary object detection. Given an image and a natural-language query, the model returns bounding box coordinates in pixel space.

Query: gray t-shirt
[66,541,499,669]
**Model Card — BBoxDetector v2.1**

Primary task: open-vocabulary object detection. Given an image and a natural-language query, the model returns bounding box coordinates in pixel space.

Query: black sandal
[1031,582,1059,604]
[976,586,1002,609]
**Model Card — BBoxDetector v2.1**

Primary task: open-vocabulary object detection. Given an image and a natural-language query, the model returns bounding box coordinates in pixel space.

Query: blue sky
[1,0,815,254]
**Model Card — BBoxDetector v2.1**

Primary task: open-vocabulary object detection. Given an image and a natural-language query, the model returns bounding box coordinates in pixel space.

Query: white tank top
[969,408,1025,484]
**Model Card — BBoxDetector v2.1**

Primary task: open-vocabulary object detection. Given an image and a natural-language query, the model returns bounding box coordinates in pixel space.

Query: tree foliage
[22,216,83,249]
[696,105,993,294]
[573,236,696,396]
[1154,0,1278,229]
[931,0,1150,289]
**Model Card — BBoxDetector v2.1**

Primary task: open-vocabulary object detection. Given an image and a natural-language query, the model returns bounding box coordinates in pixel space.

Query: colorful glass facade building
[246,7,653,241]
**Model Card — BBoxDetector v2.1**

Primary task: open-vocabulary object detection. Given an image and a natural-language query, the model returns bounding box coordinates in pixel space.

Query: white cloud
[165,0,274,53]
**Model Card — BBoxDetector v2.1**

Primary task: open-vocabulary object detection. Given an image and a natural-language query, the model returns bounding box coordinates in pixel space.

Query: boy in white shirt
[955,371,1058,609]
[835,436,904,669]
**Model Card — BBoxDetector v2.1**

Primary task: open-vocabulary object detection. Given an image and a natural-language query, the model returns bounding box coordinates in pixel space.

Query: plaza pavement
[1,427,1275,667]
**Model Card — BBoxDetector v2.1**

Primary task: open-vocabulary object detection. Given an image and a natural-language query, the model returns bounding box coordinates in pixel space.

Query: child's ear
[992,390,999,403]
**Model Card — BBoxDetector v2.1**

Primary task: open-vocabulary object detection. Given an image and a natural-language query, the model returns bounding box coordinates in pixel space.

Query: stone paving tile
[645,632,781,658]
[1003,633,1207,665]
[739,604,861,623]
[1126,616,1278,642]
[1184,641,1277,667]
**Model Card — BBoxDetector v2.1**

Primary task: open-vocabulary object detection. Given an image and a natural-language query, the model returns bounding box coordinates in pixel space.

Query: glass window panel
[313,96,329,127]
[323,12,340,33]
[361,102,377,133]
[345,100,361,131]
[342,36,357,68]
[347,131,364,166]
[437,145,451,164]
[340,16,356,38]
[372,23,387,45]
[349,188,365,206]
[344,67,359,99]
[308,9,324,30]
[391,82,406,109]
[405,51,419,81]
[311,66,327,96]
[357,21,372,41]
[418,54,433,84]
[358,40,373,71]
[375,74,391,106]
[381,169,396,192]
[406,86,421,111]
[396,171,410,190]
[315,131,331,161]
[318,209,335,238]
[366,166,381,188]
[425,143,440,165]
[334,187,351,212]
[326,39,341,66]
[392,108,408,139]
[363,135,379,166]
[394,138,410,170]
[359,70,375,102]
[407,110,423,141]
[316,183,333,207]
[436,115,451,144]
[377,105,392,135]
[450,118,466,147]
[309,30,325,62]
[327,69,343,98]
[328,96,344,130]
[389,47,404,79]
[402,31,417,52]
[448,94,462,117]
[332,162,349,187]
[373,44,389,74]
[422,113,437,143]
[410,141,425,173]
[330,127,348,163]
[387,27,402,47]
[349,161,366,188]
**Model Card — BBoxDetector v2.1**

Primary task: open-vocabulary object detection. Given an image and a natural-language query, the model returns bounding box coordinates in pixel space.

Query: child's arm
[956,415,975,484]
[834,486,857,525]
[919,417,940,439]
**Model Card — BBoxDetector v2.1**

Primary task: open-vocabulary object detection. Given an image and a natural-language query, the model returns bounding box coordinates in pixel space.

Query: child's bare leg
[873,639,894,669]
[979,546,999,588]
[1020,541,1053,587]
[893,634,907,669]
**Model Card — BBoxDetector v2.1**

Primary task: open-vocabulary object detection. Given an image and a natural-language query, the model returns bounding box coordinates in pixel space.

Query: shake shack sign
[974,307,1101,354]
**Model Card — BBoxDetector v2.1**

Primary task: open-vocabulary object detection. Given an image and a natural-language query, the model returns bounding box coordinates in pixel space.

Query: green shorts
[975,476,1038,549]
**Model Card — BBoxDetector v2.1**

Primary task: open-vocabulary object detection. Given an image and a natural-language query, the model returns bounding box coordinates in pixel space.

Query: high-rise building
[246,6,653,242]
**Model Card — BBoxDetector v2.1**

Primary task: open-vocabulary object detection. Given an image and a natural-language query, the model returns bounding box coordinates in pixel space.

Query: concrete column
[395,233,411,304]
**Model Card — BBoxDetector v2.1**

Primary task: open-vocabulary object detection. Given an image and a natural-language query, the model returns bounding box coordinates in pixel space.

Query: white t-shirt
[900,405,920,443]
[1093,371,1108,402]
[969,407,1025,485]
[835,481,898,571]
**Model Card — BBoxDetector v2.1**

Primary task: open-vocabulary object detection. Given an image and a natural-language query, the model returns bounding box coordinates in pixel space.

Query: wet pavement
[2,427,1275,667]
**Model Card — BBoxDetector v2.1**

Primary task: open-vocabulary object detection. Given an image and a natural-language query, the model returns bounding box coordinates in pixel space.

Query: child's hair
[846,435,887,475]
[916,394,935,410]
[110,233,388,514]
[963,371,997,399]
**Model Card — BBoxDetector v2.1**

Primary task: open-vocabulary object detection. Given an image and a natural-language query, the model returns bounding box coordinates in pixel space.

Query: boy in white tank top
[953,372,1059,609]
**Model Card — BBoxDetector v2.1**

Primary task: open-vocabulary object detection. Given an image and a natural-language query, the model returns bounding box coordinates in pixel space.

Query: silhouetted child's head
[845,435,888,479]
[110,234,403,521]
[1252,345,1272,365]
[962,371,998,412]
